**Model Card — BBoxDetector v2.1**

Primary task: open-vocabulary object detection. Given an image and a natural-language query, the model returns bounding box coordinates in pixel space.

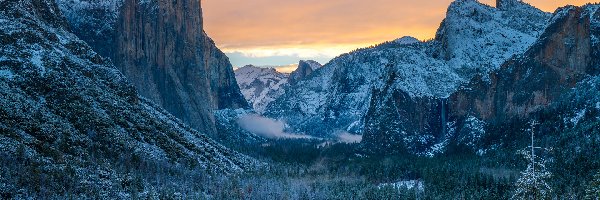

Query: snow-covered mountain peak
[235,65,289,113]
[437,0,549,74]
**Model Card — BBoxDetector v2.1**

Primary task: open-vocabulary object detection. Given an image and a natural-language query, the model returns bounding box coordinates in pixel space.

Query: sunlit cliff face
[203,0,593,67]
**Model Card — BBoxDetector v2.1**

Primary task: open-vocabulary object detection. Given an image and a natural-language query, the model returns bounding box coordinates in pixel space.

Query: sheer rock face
[361,73,449,155]
[57,0,249,136]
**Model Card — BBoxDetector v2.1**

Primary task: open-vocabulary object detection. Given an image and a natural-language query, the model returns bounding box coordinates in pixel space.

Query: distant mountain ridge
[266,0,550,138]
[235,60,322,113]
[235,65,289,113]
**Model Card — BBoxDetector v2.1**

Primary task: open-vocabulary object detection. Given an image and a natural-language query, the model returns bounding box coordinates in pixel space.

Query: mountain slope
[266,0,550,137]
[56,0,249,136]
[0,0,255,197]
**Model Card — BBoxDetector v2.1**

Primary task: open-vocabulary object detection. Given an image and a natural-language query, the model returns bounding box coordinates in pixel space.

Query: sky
[203,0,594,72]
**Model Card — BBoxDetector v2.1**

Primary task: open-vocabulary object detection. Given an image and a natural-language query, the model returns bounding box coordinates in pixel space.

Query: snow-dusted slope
[235,65,289,113]
[266,0,550,137]
[0,0,256,196]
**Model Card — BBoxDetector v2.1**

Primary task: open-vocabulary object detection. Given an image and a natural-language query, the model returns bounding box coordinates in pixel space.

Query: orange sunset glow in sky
[203,0,594,70]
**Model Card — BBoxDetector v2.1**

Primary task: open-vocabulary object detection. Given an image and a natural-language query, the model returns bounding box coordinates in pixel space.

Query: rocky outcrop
[57,0,249,136]
[435,0,549,72]
[288,60,322,85]
[0,0,255,197]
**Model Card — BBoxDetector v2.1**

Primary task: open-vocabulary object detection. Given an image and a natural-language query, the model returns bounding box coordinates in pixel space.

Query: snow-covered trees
[512,121,553,200]
[586,171,600,199]
[512,151,553,200]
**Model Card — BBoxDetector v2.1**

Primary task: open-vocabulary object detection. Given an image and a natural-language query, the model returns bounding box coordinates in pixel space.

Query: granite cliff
[57,0,249,136]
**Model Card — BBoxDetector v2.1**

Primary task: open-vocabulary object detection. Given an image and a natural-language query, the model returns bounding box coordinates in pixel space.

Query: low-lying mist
[237,114,363,144]
[237,114,313,139]
[336,131,363,143]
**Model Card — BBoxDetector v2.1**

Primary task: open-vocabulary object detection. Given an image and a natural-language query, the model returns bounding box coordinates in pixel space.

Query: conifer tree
[512,121,553,200]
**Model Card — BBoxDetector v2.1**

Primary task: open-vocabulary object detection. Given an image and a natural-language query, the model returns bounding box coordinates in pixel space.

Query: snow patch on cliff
[0,69,14,80]
[568,108,587,126]
[30,49,45,76]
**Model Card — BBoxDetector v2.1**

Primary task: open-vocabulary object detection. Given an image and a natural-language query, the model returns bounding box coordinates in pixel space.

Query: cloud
[204,0,453,49]
[237,114,313,139]
[204,0,591,67]
[225,51,331,69]
[224,45,352,59]
[272,64,298,73]
[205,0,589,49]
[237,115,363,142]
[336,131,363,143]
